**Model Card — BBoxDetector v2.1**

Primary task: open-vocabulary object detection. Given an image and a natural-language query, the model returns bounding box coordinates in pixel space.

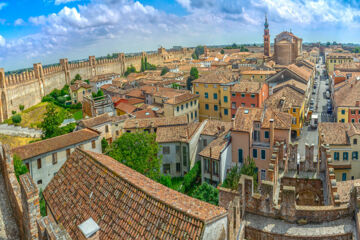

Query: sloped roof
[318,122,350,145]
[231,81,262,94]
[124,116,188,129]
[232,107,292,132]
[192,70,236,84]
[12,128,99,160]
[334,78,360,107]
[273,79,307,95]
[265,87,305,111]
[78,114,112,128]
[115,102,137,114]
[199,133,229,160]
[156,122,201,143]
[201,120,232,136]
[43,149,227,239]
[286,64,312,82]
[165,92,199,105]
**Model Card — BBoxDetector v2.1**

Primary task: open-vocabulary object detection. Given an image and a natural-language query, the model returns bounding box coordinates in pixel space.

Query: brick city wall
[0,144,71,240]
[0,48,193,122]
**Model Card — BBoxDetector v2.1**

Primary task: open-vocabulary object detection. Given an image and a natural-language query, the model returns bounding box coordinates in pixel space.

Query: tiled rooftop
[192,70,237,84]
[318,122,350,145]
[78,113,112,128]
[334,78,360,107]
[12,128,100,160]
[201,120,232,136]
[199,133,229,160]
[156,122,201,143]
[265,86,305,111]
[231,81,262,93]
[43,149,227,239]
[124,115,188,129]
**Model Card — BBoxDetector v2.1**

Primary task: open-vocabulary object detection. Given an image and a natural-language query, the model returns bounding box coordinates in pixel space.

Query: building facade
[274,31,302,65]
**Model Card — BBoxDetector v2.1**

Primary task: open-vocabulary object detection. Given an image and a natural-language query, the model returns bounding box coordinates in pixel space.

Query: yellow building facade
[326,53,353,74]
[240,70,276,82]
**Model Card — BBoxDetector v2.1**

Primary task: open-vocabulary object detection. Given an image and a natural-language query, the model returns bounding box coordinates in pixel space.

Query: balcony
[252,141,270,148]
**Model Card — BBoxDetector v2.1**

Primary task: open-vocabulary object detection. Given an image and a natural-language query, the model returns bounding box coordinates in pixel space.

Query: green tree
[161,67,169,76]
[141,57,145,72]
[101,137,108,153]
[39,189,46,216]
[192,53,198,60]
[40,103,63,139]
[194,46,204,59]
[220,49,225,54]
[13,154,29,181]
[74,74,81,81]
[187,67,199,90]
[191,183,219,205]
[11,110,16,115]
[240,157,258,188]
[19,105,24,111]
[12,114,22,124]
[222,166,241,190]
[124,65,136,77]
[158,175,172,188]
[183,161,201,193]
[106,132,161,180]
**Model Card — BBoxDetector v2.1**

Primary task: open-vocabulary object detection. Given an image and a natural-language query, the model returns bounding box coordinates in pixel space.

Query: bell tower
[264,14,271,57]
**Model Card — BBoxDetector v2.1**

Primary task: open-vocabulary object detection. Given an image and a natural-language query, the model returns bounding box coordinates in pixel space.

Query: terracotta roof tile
[78,114,112,128]
[273,79,307,94]
[133,109,156,119]
[12,128,100,160]
[334,78,360,107]
[192,70,237,84]
[318,122,350,145]
[165,92,199,105]
[201,120,232,136]
[156,122,201,143]
[115,102,137,114]
[286,64,311,82]
[199,133,229,160]
[43,149,227,239]
[124,116,188,129]
[231,81,262,93]
[265,87,304,111]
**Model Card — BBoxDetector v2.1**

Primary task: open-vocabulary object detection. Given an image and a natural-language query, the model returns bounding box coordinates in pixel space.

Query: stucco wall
[202,216,228,240]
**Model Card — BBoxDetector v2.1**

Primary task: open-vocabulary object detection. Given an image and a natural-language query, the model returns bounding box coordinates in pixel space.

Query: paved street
[297,57,333,160]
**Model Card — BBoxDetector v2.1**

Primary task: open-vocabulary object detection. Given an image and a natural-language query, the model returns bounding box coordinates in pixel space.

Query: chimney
[78,218,100,240]
[270,119,274,150]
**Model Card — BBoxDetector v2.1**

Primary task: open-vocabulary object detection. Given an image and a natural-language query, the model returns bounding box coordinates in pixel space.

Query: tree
[74,74,81,81]
[40,103,63,139]
[141,57,145,72]
[161,67,169,76]
[39,189,46,216]
[101,137,108,153]
[19,105,24,111]
[106,132,161,180]
[187,67,199,90]
[13,154,28,181]
[11,110,16,115]
[12,114,22,124]
[220,49,225,54]
[124,65,136,77]
[158,175,172,188]
[194,46,204,59]
[222,166,241,190]
[240,157,258,188]
[191,183,219,205]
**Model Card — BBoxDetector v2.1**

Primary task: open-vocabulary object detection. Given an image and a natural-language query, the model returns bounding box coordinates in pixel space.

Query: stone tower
[264,14,271,57]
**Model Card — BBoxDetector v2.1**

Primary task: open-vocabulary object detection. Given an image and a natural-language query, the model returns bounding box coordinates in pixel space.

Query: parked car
[327,105,332,114]
[325,91,330,99]
[313,84,317,89]
[312,89,316,95]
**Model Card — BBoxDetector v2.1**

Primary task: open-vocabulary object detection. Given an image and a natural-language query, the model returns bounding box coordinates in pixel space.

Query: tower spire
[265,13,269,29]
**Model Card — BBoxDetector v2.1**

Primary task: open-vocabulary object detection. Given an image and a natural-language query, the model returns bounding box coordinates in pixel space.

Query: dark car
[327,105,332,114]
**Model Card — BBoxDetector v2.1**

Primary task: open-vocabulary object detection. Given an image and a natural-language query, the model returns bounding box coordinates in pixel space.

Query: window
[232,102,236,109]
[163,146,170,155]
[352,119,355,123]
[261,150,266,160]
[176,145,180,154]
[181,105,184,110]
[66,149,71,159]
[341,119,345,123]
[352,151,358,160]
[195,111,198,118]
[232,114,235,118]
[37,158,42,169]
[343,152,349,160]
[241,93,245,98]
[177,106,179,112]
[116,130,119,136]
[232,93,236,97]
[52,153,57,165]
[351,110,356,115]
[196,91,199,95]
[37,180,42,185]
[223,87,228,91]
[334,152,340,160]
[183,147,187,166]
[238,149,243,163]
[194,100,197,105]
[214,105,218,111]
[253,149,258,158]
[292,108,297,113]
[253,130,260,142]
[264,131,269,139]
[176,163,181,172]
[224,96,228,103]
[213,161,219,176]
[186,103,189,108]
[251,104,255,108]
[342,172,347,181]
[83,90,85,95]
[105,125,109,133]
[213,93,218,100]
[205,104,209,110]
[241,103,245,107]
[205,92,208,99]
[190,101,193,107]
[260,170,266,181]
[203,139,208,147]
[204,158,210,173]
[25,163,29,171]
[341,109,346,114]
[163,164,170,174]
[251,94,255,98]
[196,83,199,87]
[224,109,228,115]
[292,118,297,125]
[354,139,358,145]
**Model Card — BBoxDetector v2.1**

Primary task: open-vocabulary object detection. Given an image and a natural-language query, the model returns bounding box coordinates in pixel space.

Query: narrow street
[297,56,333,160]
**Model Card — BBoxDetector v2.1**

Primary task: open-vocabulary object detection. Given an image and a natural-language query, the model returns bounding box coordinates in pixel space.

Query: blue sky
[1,0,360,70]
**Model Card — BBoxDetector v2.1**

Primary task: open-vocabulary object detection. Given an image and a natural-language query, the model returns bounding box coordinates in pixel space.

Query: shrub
[101,138,108,153]
[13,154,28,181]
[191,183,219,205]
[222,166,241,190]
[161,67,169,76]
[11,110,16,115]
[19,105,24,111]
[12,114,22,124]
[57,96,66,104]
[158,175,172,188]
[183,161,200,193]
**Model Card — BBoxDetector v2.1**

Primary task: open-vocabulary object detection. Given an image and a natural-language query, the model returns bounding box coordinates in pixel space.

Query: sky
[1,0,360,70]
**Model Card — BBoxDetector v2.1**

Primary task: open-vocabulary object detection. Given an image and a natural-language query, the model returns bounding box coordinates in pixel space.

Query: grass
[4,102,83,129]
[0,134,39,148]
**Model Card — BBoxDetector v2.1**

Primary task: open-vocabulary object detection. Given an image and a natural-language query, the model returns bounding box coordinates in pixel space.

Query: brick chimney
[78,218,100,240]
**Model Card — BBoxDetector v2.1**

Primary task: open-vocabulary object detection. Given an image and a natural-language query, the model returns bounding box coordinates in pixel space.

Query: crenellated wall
[0,48,193,122]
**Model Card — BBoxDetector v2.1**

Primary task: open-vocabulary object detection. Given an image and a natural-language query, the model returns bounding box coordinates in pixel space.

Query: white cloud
[14,18,25,26]
[54,0,79,5]
[0,35,5,46]
[0,2,7,10]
